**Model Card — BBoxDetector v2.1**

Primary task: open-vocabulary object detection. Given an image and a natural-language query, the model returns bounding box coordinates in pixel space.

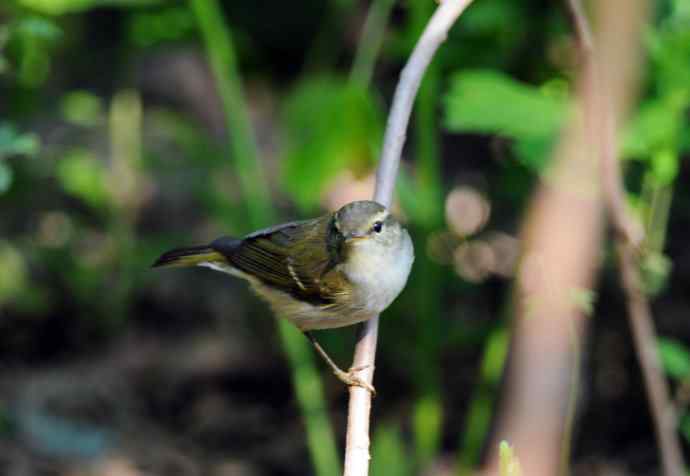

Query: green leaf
[622,100,683,158]
[648,26,690,95]
[651,148,679,186]
[61,90,103,127]
[640,251,672,296]
[444,70,567,171]
[56,149,109,208]
[371,422,411,476]
[0,123,40,159]
[670,0,690,22]
[281,77,383,211]
[658,338,690,380]
[444,70,566,137]
[512,135,557,171]
[17,0,164,15]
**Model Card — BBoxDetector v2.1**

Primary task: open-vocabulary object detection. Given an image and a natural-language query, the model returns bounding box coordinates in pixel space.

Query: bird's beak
[345,232,367,242]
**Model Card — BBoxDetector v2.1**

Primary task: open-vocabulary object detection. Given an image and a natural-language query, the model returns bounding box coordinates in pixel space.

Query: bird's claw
[333,365,376,396]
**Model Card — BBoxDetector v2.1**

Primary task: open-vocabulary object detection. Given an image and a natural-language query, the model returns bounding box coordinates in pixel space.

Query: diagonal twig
[343,1,475,475]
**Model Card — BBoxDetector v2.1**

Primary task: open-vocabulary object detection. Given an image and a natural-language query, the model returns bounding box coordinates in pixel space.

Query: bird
[153,200,414,392]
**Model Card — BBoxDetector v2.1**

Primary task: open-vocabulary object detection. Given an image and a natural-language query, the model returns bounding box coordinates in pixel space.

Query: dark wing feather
[214,216,343,304]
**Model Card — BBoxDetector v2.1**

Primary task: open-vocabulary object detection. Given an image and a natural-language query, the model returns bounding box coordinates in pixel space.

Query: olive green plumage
[153,200,414,390]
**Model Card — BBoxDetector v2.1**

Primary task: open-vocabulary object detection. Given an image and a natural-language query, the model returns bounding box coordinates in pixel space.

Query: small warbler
[153,200,414,392]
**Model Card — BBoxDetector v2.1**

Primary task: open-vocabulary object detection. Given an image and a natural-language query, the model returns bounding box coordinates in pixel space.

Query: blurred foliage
[444,70,568,171]
[56,149,108,209]
[282,77,383,211]
[1,14,62,87]
[659,338,690,380]
[127,5,195,47]
[370,422,412,476]
[1,0,690,474]
[0,123,40,160]
[457,327,509,475]
[15,0,163,15]
[0,122,40,194]
[189,1,340,474]
[60,90,103,127]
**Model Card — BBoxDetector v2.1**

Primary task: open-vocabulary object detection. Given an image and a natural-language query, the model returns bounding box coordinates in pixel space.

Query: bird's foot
[332,365,376,396]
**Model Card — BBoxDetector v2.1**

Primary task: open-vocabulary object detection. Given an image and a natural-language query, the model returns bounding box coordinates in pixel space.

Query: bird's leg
[303,331,376,395]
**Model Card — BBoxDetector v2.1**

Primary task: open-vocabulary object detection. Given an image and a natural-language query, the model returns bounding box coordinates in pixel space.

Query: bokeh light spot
[445,186,490,237]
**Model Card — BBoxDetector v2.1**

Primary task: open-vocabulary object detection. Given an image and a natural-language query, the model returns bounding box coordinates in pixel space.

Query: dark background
[1,0,689,474]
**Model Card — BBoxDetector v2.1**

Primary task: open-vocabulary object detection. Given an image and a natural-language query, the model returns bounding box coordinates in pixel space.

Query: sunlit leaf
[444,70,567,138]
[622,99,683,158]
[670,0,690,22]
[17,0,164,15]
[444,70,567,171]
[61,90,103,127]
[281,76,383,211]
[56,149,109,208]
[648,27,690,94]
[651,148,679,186]
[658,338,690,380]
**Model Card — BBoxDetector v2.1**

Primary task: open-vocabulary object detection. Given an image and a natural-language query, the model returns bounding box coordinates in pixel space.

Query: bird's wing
[220,216,345,304]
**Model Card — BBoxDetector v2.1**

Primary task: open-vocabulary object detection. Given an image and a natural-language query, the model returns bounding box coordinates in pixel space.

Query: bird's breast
[341,231,414,314]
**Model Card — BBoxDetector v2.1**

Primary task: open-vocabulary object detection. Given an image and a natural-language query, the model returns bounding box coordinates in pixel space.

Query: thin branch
[618,244,685,476]
[349,0,397,87]
[343,1,474,475]
[373,0,473,207]
[565,1,685,475]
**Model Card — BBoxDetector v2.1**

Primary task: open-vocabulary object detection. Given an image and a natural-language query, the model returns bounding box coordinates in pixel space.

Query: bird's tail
[152,244,227,268]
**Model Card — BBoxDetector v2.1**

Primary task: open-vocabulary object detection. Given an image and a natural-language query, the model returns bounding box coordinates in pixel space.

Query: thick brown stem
[566,0,684,474]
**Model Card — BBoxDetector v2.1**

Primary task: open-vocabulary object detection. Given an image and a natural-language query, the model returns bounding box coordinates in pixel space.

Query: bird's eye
[372,221,383,233]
